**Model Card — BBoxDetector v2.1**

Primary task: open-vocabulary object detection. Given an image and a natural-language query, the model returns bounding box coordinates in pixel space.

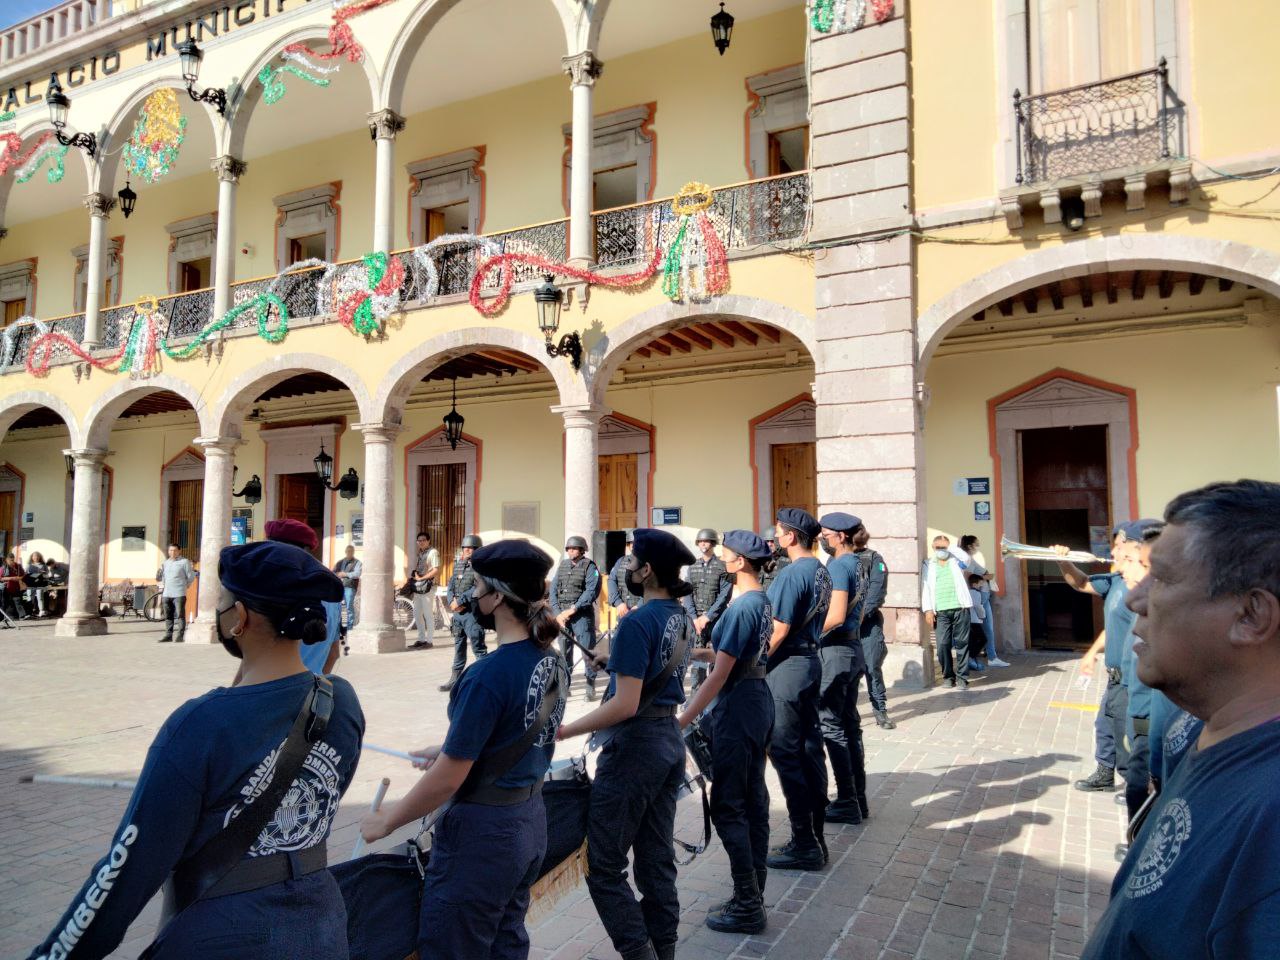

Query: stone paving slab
[0,620,1126,960]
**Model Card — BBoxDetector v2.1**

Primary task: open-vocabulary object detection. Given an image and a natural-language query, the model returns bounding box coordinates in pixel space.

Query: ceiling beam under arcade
[1079,275,1094,308]
[677,326,714,350]
[658,333,693,354]
[1131,270,1148,301]
[1189,273,1207,296]
[699,322,737,348]
[745,322,781,344]
[721,320,758,345]
[1048,282,1064,311]
[1157,271,1175,299]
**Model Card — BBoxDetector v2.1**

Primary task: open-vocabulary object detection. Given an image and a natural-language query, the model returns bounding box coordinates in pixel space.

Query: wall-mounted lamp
[176,39,228,116]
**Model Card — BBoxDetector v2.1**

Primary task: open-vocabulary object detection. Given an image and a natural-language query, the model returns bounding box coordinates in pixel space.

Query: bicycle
[351,594,417,631]
[141,589,165,622]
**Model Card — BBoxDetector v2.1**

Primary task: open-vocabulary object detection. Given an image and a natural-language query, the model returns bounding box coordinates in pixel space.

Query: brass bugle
[999,536,1107,564]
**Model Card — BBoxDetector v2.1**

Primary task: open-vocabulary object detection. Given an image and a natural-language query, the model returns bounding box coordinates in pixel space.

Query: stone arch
[380,0,565,116]
[83,374,213,449]
[587,294,820,406]
[373,327,580,423]
[0,119,95,227]
[917,235,1280,367]
[0,390,80,447]
[91,78,223,196]
[210,354,375,437]
[226,25,381,158]
[549,0,613,54]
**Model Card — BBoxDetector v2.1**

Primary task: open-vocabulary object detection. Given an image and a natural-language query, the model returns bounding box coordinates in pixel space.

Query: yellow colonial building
[0,0,1275,673]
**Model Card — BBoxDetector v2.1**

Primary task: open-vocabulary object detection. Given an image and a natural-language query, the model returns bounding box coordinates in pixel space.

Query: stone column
[347,422,403,654]
[211,156,246,320]
[809,8,931,684]
[367,110,406,255]
[562,51,603,266]
[55,448,110,637]
[187,436,242,645]
[81,193,115,348]
[553,403,605,546]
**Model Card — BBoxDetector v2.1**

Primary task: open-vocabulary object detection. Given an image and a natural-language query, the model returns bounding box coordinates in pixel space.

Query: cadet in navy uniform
[557,528,694,960]
[817,512,870,825]
[27,541,365,960]
[1082,480,1280,960]
[764,508,832,871]
[550,535,602,696]
[1115,519,1164,819]
[680,530,775,934]
[441,534,488,692]
[608,529,642,619]
[683,528,732,690]
[361,540,567,960]
[851,527,895,729]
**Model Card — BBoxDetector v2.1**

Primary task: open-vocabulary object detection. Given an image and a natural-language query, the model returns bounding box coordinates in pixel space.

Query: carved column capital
[562,51,604,87]
[367,109,406,141]
[212,155,248,183]
[354,421,404,444]
[194,435,245,457]
[83,193,116,219]
[63,448,110,469]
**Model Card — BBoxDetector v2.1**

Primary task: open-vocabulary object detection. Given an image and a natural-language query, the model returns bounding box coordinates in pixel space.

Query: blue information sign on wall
[967,477,991,495]
[651,506,682,526]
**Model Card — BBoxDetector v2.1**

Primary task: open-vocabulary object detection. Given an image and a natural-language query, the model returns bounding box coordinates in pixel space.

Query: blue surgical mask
[934,548,950,561]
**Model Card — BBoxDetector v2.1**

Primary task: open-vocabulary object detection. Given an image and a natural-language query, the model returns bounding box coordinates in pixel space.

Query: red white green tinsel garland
[0,131,68,185]
[660,182,729,303]
[26,301,165,378]
[809,0,893,33]
[260,0,395,104]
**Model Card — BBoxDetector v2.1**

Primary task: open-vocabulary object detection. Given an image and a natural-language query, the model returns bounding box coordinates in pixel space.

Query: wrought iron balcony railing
[2,172,810,372]
[1014,61,1181,186]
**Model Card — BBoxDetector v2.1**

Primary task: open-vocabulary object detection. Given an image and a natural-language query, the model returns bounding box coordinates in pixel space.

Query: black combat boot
[654,943,676,960]
[825,798,863,824]
[857,791,870,820]
[768,821,824,871]
[1074,763,1116,792]
[757,867,768,897]
[873,709,897,729]
[706,870,767,934]
[620,942,658,960]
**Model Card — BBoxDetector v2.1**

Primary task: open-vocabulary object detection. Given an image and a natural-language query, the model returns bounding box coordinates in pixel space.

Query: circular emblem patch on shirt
[1126,797,1192,899]
[660,612,694,679]
[1163,712,1198,759]
[227,741,345,855]
[526,655,568,747]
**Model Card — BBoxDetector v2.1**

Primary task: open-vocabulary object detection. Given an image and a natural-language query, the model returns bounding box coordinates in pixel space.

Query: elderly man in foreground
[1082,479,1280,959]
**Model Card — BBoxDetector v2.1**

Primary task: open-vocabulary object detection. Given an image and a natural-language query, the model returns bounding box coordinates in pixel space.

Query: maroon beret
[265,518,319,551]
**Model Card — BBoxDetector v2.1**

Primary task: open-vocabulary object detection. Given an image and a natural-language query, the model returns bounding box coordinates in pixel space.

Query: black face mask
[217,605,243,659]
[625,567,648,596]
[474,610,496,632]
[820,540,836,557]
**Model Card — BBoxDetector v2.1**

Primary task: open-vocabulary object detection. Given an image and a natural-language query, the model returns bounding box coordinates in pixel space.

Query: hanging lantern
[443,378,465,451]
[313,440,334,485]
[232,471,263,505]
[710,3,735,56]
[117,180,137,219]
[534,274,563,337]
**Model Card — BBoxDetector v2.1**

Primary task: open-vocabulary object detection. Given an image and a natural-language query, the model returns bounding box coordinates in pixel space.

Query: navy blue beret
[819,512,863,533]
[632,528,695,573]
[219,541,342,606]
[722,529,771,562]
[472,539,554,586]
[1120,518,1163,543]
[777,507,821,539]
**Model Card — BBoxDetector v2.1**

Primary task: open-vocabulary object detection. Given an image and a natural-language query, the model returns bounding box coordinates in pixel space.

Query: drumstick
[363,743,417,762]
[351,777,390,860]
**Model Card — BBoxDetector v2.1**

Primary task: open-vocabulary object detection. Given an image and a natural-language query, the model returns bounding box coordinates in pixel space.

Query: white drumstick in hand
[351,777,390,860]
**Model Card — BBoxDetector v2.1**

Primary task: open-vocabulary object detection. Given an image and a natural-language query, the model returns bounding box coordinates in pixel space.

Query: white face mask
[935,548,950,560]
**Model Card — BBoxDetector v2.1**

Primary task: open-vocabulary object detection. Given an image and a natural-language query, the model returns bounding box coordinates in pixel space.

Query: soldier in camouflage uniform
[440,534,488,692]
[551,535,603,698]
[760,529,791,592]
[608,529,642,619]
[683,528,733,691]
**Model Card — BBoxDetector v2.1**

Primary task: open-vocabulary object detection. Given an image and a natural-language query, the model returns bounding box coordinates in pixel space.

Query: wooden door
[278,473,325,559]
[598,453,639,531]
[419,463,466,585]
[0,491,14,555]
[167,479,203,561]
[771,442,816,517]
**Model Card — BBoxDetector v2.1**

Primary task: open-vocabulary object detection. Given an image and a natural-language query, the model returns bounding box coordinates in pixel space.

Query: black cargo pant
[933,607,969,683]
[818,640,867,809]
[766,651,827,845]
[710,678,774,879]
[586,716,686,956]
[1101,674,1130,776]
[860,613,889,712]
[559,613,599,683]
[1124,720,1151,821]
[448,610,488,677]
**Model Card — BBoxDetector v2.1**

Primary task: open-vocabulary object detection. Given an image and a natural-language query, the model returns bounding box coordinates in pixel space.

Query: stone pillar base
[347,624,407,655]
[55,615,108,637]
[185,620,221,646]
[884,641,935,692]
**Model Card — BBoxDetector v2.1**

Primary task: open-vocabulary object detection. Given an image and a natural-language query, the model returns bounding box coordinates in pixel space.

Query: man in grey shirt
[157,544,196,643]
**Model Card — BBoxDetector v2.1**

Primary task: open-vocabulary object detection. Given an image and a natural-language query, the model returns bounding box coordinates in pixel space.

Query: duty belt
[636,703,678,719]
[174,842,328,908]
[1107,668,1124,684]
[821,630,859,648]
[738,664,767,681]
[461,778,544,807]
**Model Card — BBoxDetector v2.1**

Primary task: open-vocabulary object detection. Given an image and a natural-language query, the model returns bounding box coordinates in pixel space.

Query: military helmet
[695,528,719,544]
[460,534,483,549]
[624,528,635,544]
[565,535,589,551]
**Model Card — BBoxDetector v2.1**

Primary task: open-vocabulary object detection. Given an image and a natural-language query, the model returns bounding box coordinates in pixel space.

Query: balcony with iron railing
[1000,62,1190,229]
[2,172,810,374]
[0,0,115,67]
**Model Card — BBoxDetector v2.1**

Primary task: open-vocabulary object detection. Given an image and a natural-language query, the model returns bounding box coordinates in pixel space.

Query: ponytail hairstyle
[477,574,561,650]
[237,596,330,645]
[852,527,871,550]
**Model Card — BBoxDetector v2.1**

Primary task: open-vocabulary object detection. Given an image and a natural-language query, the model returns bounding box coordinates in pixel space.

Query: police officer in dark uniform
[440,533,488,692]
[27,541,365,960]
[850,527,895,729]
[764,508,831,871]
[760,529,790,590]
[361,540,567,960]
[551,535,602,696]
[608,529,642,619]
[818,512,870,825]
[683,528,732,691]
[680,530,775,934]
[557,528,694,960]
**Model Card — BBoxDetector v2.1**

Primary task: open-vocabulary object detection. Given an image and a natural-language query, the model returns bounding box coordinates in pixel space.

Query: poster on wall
[230,516,248,545]
[350,514,363,546]
[232,508,254,542]
[122,526,146,551]
[973,501,991,522]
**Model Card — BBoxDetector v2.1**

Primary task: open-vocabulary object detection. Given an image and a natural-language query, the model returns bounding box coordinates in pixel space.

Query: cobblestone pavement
[1,620,1126,960]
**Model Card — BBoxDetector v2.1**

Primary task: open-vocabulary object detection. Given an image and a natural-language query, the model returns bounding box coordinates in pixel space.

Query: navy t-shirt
[604,598,691,708]
[28,672,364,960]
[766,556,832,657]
[825,553,864,638]
[1150,691,1204,784]
[710,589,771,670]
[1083,720,1280,960]
[1089,573,1134,669]
[1123,622,1153,721]
[442,639,566,789]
